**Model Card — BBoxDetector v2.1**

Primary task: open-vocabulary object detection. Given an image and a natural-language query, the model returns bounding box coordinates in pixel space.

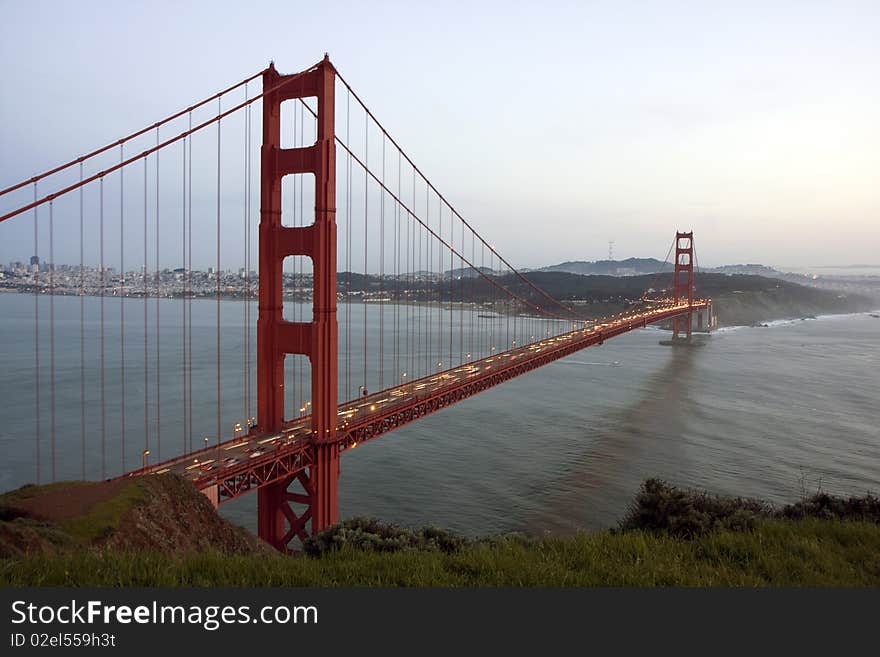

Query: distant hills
[534,259,780,278]
[536,258,670,276]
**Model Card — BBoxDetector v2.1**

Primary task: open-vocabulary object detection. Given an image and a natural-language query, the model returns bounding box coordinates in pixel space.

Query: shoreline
[3,287,876,330]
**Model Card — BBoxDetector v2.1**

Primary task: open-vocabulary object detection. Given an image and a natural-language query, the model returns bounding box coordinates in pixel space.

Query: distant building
[30,255,39,266]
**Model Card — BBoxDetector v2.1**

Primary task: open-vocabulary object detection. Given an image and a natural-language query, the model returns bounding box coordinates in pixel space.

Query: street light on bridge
[142,449,150,470]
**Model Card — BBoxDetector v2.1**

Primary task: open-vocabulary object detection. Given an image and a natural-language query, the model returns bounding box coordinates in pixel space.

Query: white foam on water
[713,310,879,335]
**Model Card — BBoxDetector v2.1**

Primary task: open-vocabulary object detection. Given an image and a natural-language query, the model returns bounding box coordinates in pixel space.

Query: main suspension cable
[0,69,266,198]
[1,62,321,224]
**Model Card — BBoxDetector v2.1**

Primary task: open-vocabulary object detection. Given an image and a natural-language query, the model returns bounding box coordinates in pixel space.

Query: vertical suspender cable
[425,185,430,373]
[447,207,451,364]
[441,204,446,368]
[187,113,193,451]
[416,177,421,378]
[407,195,412,383]
[363,111,368,392]
[155,128,162,460]
[99,177,106,479]
[424,200,429,373]
[436,201,441,368]
[79,166,85,479]
[480,241,484,357]
[33,183,40,484]
[458,221,470,363]
[449,207,453,365]
[216,97,222,444]
[487,251,492,353]
[291,103,298,415]
[298,105,305,412]
[379,133,385,389]
[506,286,511,350]
[489,254,496,351]
[143,157,149,459]
[182,137,187,454]
[243,82,249,425]
[345,90,351,401]
[406,180,411,384]
[119,145,126,473]
[395,150,401,383]
[428,193,443,369]
[242,83,250,428]
[470,230,475,360]
[404,192,416,381]
[48,200,55,482]
[245,101,252,426]
[292,104,299,414]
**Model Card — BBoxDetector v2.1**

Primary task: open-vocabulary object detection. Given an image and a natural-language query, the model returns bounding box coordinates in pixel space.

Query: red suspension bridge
[0,56,711,551]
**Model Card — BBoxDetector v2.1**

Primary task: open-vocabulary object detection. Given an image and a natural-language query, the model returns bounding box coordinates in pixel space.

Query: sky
[1,0,878,269]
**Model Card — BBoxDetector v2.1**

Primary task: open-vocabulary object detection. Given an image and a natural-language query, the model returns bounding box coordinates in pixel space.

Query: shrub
[779,492,880,523]
[619,479,772,538]
[302,517,469,556]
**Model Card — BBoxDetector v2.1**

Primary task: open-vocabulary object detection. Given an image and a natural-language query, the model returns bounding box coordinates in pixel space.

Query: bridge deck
[124,300,710,502]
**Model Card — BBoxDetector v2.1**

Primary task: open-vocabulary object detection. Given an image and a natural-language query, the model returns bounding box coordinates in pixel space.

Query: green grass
[0,479,148,545]
[58,481,148,543]
[3,519,878,587]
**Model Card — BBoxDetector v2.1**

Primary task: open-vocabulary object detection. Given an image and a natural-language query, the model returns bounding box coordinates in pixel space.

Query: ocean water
[1,293,878,536]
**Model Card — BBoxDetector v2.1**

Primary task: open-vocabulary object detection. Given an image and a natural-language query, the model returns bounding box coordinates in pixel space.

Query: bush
[779,492,880,523]
[619,479,880,539]
[303,517,468,556]
[619,479,772,538]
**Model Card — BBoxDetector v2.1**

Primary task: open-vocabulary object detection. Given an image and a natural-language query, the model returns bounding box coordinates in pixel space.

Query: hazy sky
[1,0,878,269]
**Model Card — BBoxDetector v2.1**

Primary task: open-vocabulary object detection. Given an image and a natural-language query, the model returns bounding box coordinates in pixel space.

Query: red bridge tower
[256,57,339,550]
[672,231,694,341]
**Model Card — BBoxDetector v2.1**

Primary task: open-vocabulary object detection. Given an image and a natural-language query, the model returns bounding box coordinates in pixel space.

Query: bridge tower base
[256,57,339,551]
[256,443,339,552]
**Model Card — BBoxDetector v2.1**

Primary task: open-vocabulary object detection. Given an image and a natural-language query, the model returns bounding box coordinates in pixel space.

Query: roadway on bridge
[132,301,706,488]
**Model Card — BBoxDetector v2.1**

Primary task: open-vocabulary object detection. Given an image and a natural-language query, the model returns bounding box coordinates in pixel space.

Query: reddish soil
[7,479,133,522]
[2,475,273,557]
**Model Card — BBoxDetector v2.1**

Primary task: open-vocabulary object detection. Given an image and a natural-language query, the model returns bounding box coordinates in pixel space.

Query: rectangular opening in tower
[284,354,312,423]
[282,255,313,324]
[280,172,316,228]
[280,99,318,153]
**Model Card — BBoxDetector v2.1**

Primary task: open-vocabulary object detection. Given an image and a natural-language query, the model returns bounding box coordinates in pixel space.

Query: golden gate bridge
[0,56,711,551]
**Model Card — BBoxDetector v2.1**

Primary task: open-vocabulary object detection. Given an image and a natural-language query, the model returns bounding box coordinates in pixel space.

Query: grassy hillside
[1,477,877,587]
[2,519,878,586]
[0,476,271,559]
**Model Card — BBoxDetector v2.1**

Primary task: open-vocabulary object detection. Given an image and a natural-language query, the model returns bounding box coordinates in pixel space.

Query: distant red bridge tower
[672,231,695,341]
